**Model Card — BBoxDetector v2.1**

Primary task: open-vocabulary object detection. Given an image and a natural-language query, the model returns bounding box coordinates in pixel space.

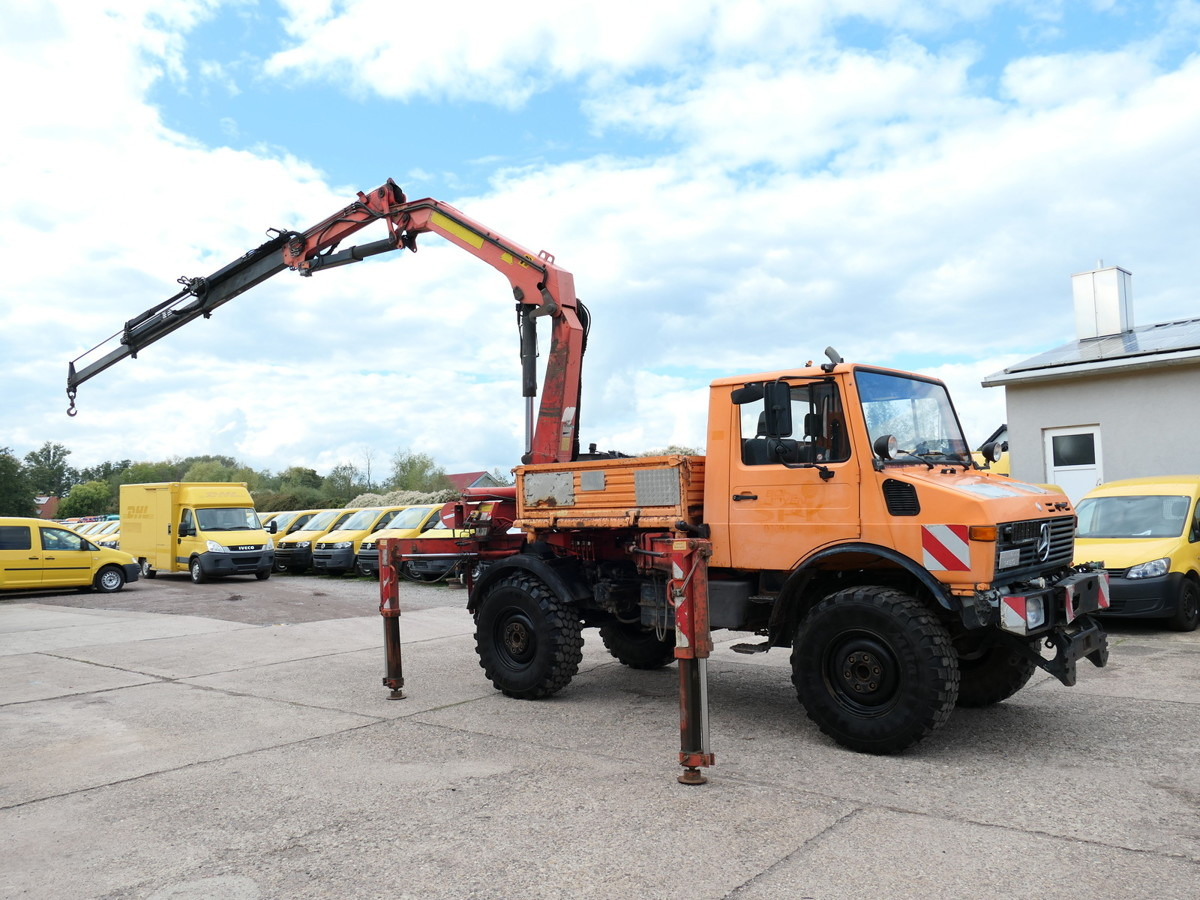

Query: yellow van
[0,517,139,593]
[275,508,362,575]
[120,482,274,583]
[311,506,408,576]
[1074,475,1200,631]
[355,504,447,577]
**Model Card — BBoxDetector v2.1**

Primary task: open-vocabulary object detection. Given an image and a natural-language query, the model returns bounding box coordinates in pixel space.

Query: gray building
[982,265,1200,503]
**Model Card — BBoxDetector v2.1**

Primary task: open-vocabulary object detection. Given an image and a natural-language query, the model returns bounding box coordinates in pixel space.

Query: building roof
[445,471,502,491]
[983,317,1200,387]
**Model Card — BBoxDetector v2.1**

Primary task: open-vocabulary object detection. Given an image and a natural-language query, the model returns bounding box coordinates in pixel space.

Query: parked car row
[266,503,466,582]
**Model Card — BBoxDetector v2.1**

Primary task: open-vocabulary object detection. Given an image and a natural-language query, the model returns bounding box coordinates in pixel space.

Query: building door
[1044,426,1103,505]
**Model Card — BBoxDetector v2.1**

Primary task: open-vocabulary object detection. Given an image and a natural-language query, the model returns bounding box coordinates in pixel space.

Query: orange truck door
[727,380,861,570]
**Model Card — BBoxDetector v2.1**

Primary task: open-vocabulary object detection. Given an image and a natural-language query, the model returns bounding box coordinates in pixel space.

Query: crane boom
[66,179,587,464]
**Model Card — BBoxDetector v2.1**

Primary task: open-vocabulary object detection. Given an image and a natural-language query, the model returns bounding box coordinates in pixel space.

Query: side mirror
[873,434,898,460]
[178,523,192,537]
[268,521,278,534]
[762,381,793,437]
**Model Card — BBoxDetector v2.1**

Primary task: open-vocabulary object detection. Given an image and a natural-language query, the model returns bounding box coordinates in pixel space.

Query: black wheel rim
[495,607,537,669]
[822,630,902,717]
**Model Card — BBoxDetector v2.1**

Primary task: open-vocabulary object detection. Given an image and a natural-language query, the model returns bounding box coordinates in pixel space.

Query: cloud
[5,0,1200,485]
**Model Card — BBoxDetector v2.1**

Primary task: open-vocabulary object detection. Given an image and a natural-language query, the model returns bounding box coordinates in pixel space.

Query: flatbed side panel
[515,455,705,530]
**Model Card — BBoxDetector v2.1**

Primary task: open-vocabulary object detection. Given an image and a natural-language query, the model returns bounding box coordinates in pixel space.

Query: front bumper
[198,550,274,577]
[357,548,379,576]
[276,546,312,572]
[312,547,355,573]
[1096,572,1184,619]
[122,563,141,583]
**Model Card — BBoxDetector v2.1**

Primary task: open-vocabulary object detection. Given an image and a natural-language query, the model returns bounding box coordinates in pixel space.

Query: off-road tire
[190,558,207,584]
[475,571,583,699]
[1169,579,1200,632]
[791,586,959,754]
[599,623,676,669]
[955,638,1037,707]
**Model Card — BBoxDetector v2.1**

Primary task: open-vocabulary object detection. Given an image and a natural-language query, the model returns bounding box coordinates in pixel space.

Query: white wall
[1003,362,1200,485]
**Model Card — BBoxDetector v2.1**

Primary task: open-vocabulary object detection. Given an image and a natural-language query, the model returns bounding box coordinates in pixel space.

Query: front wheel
[955,638,1037,707]
[791,586,959,754]
[1169,579,1199,632]
[255,570,271,581]
[189,558,207,585]
[599,623,676,669]
[475,571,583,699]
[94,566,125,594]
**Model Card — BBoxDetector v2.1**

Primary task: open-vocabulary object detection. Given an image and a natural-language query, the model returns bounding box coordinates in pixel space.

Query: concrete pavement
[1,598,1198,899]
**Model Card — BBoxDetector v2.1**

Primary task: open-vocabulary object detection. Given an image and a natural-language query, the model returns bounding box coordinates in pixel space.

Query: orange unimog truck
[391,350,1109,774]
[62,177,1109,781]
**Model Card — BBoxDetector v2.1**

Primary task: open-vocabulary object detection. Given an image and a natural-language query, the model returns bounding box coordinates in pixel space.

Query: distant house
[35,495,60,519]
[982,265,1200,503]
[446,471,506,492]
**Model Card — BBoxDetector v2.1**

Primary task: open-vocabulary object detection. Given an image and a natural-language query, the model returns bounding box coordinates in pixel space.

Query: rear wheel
[792,586,959,754]
[475,571,583,699]
[1169,579,1199,632]
[955,638,1037,707]
[599,623,676,669]
[189,558,207,584]
[139,559,157,579]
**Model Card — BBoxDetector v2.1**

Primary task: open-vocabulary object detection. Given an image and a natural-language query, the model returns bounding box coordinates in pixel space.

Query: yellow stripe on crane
[432,212,484,249]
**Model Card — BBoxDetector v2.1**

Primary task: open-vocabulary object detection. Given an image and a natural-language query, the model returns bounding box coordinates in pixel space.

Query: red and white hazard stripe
[921,524,971,572]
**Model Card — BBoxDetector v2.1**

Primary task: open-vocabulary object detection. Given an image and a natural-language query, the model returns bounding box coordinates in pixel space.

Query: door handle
[732,493,758,501]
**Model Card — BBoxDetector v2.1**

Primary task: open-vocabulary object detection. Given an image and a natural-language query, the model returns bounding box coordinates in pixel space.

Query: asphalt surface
[1,572,1198,899]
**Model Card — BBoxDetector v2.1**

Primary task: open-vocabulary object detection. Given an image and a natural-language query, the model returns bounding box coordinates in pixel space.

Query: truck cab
[312,506,408,575]
[275,508,362,575]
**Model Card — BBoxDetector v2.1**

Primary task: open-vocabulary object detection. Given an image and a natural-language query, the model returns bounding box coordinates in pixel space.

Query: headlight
[265,537,274,550]
[334,540,352,549]
[1024,596,1046,629]
[205,540,230,553]
[1127,557,1170,579]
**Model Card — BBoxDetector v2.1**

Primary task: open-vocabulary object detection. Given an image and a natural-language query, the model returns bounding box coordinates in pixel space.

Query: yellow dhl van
[311,506,409,575]
[355,504,446,577]
[0,517,139,593]
[274,508,362,574]
[120,482,274,583]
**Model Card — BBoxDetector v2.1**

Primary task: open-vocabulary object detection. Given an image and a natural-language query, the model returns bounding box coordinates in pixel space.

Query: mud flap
[1023,615,1109,687]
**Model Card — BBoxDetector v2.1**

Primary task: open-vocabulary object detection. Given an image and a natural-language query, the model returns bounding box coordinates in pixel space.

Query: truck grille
[994,515,1075,584]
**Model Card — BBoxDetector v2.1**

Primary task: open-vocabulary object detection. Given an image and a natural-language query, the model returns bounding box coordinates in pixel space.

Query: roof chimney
[1072,264,1133,340]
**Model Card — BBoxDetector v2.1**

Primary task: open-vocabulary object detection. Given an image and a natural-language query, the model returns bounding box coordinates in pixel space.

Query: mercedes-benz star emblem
[1036,522,1052,562]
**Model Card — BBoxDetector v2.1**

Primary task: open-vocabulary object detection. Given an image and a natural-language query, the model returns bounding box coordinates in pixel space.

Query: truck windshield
[857,370,970,464]
[196,507,261,532]
[1076,495,1190,538]
[341,508,385,530]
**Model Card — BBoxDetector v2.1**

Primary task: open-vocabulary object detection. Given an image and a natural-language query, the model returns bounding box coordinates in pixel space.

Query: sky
[3,0,1199,480]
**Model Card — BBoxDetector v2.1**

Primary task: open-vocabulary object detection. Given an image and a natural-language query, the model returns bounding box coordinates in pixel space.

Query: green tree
[182,460,239,482]
[279,466,323,491]
[387,449,453,492]
[58,480,114,518]
[24,441,77,498]
[321,463,365,505]
[118,461,179,485]
[0,447,37,516]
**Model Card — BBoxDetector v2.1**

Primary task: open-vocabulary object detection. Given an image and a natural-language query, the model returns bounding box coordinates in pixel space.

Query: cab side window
[0,526,32,550]
[740,382,850,466]
[1190,500,1200,544]
[180,509,194,536]
[41,527,86,552]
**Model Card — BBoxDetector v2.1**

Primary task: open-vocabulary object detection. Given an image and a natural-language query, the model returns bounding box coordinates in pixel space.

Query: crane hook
[66,388,78,417]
